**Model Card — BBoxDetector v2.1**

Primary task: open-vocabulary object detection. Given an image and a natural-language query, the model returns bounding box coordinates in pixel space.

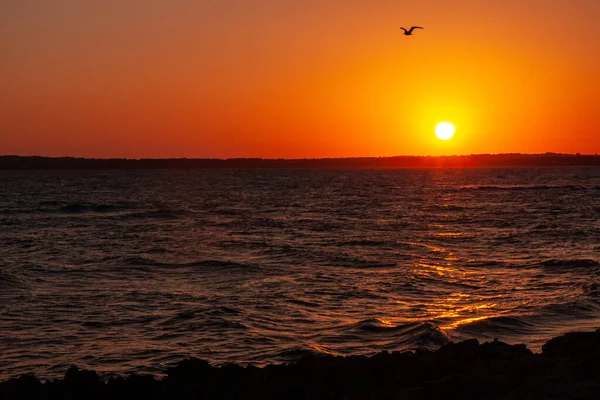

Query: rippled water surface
[1,168,599,379]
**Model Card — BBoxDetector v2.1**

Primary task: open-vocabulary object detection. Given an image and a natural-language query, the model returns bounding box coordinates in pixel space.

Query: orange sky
[1,0,599,158]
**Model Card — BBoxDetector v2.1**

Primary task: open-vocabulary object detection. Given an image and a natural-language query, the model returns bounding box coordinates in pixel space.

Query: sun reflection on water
[443,316,494,330]
[403,257,508,334]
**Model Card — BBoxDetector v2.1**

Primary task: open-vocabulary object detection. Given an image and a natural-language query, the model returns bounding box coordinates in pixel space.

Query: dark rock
[481,339,532,360]
[165,357,212,380]
[3,329,600,399]
[107,374,162,400]
[542,330,600,359]
[575,352,600,380]
[0,374,43,400]
[63,365,102,386]
[434,338,480,364]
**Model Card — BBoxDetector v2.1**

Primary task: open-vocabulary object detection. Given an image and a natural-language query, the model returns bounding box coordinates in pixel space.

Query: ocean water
[1,167,599,380]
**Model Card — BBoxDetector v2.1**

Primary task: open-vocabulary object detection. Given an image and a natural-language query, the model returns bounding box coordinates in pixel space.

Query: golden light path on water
[365,189,516,338]
[407,190,502,332]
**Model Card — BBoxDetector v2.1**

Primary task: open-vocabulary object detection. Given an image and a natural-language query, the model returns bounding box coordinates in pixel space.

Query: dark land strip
[2,153,600,170]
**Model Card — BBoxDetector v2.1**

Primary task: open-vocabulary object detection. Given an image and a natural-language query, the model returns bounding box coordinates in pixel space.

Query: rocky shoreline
[2,329,600,399]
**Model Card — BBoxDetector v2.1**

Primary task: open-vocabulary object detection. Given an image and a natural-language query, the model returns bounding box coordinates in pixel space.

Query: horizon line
[2,152,598,161]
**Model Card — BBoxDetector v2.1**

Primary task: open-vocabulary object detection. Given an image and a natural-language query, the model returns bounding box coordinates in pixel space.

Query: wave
[325,256,396,269]
[539,259,600,270]
[39,202,137,214]
[336,239,388,247]
[454,316,535,336]
[32,202,192,220]
[345,319,451,348]
[119,208,189,220]
[400,322,452,348]
[458,184,587,192]
[145,247,171,254]
[352,318,413,333]
[273,347,331,363]
[0,218,21,226]
[121,256,258,270]
[60,203,132,214]
[0,271,23,289]
[1,203,189,220]
[202,306,243,316]
[288,299,322,308]
[582,282,600,298]
[38,201,64,206]
[159,315,248,331]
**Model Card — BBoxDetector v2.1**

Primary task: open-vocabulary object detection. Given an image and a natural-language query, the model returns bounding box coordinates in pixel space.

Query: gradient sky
[1,0,599,158]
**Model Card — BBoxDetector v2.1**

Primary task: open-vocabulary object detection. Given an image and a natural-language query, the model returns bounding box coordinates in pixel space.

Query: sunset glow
[1,1,599,158]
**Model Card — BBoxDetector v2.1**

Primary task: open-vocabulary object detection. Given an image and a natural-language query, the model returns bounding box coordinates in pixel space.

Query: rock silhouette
[2,329,600,399]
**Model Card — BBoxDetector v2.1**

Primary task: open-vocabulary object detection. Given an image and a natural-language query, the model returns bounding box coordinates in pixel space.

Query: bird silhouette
[400,26,423,36]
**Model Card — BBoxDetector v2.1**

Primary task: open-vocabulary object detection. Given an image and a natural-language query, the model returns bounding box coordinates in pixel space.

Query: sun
[435,122,455,141]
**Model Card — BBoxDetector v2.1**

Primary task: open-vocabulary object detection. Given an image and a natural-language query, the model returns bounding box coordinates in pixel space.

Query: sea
[1,167,599,380]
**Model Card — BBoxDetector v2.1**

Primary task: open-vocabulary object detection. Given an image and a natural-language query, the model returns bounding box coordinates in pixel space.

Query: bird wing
[405,26,423,34]
[399,27,407,33]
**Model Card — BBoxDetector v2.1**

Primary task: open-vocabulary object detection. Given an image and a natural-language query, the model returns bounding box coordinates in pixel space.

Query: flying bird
[400,26,423,36]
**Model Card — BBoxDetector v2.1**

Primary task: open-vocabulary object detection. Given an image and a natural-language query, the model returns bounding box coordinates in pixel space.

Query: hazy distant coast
[2,329,600,399]
[1,153,600,170]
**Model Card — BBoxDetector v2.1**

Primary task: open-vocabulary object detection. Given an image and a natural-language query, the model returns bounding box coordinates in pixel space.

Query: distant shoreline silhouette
[0,154,599,170]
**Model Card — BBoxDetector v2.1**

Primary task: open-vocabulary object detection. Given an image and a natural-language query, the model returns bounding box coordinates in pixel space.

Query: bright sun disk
[435,122,455,141]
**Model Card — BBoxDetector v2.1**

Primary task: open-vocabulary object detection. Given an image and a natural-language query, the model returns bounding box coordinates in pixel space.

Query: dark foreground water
[1,167,599,380]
